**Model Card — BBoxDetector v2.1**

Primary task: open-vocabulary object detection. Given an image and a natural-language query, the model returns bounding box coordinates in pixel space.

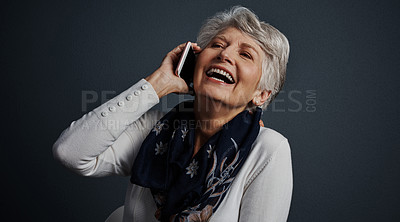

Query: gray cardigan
[53,79,293,222]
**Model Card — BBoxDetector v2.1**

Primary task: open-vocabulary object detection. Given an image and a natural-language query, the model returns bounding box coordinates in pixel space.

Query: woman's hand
[145,42,202,99]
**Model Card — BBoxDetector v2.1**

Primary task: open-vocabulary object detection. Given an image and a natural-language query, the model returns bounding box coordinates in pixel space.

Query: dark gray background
[3,0,400,221]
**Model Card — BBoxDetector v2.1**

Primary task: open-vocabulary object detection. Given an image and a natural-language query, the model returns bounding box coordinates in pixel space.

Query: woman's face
[193,27,265,110]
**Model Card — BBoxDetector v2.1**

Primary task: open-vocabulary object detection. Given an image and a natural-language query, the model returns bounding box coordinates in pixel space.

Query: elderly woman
[53,6,292,222]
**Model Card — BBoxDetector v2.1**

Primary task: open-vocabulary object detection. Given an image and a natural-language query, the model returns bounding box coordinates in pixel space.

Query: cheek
[240,65,262,88]
[250,60,264,85]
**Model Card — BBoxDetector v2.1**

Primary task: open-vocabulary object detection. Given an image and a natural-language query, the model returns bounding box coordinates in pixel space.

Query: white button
[141,84,148,90]
[109,106,116,112]
[117,101,124,107]
[134,90,141,96]
[101,111,108,117]
[126,94,133,101]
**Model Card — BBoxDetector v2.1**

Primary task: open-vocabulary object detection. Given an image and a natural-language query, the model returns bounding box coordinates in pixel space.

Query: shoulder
[253,127,288,154]
[253,127,290,157]
[242,127,291,188]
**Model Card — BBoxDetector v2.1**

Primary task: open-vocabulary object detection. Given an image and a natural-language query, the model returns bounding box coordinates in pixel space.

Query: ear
[252,90,271,106]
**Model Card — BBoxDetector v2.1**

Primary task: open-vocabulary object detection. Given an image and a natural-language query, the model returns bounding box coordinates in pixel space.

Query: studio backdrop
[3,0,400,221]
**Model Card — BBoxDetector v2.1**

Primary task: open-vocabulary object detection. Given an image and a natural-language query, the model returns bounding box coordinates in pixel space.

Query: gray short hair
[196,6,290,110]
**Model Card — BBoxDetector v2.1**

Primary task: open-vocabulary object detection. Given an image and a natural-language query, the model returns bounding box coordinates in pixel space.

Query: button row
[100,84,148,118]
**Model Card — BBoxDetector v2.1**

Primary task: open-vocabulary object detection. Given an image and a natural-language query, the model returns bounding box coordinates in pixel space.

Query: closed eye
[240,52,253,60]
[211,43,224,48]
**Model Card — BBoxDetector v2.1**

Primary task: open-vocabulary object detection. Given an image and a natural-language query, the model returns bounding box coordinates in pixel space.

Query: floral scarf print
[130,101,262,222]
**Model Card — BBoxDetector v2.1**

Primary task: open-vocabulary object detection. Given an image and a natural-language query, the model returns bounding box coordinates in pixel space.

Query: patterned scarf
[130,101,261,221]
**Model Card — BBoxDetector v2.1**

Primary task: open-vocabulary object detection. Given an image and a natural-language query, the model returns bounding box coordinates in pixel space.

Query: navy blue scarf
[130,101,262,221]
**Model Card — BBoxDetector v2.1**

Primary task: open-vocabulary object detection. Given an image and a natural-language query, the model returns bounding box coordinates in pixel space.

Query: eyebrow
[241,43,260,56]
[213,35,260,56]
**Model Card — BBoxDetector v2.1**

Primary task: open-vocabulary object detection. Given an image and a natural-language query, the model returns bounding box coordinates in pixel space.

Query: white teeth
[210,77,225,83]
[206,68,234,83]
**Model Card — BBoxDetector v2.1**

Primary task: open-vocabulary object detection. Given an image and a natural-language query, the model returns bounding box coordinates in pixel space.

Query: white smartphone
[175,41,196,91]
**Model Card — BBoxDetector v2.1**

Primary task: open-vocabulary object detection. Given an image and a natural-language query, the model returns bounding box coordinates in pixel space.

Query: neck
[192,95,245,156]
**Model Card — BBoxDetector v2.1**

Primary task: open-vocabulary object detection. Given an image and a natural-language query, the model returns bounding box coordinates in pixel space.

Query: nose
[217,47,234,65]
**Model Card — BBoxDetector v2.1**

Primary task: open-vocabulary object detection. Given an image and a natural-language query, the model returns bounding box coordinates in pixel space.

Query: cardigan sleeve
[52,79,163,177]
[239,139,293,222]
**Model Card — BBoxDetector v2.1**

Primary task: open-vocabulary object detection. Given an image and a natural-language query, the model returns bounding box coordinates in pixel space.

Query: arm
[239,139,293,222]
[52,79,162,177]
[53,42,202,177]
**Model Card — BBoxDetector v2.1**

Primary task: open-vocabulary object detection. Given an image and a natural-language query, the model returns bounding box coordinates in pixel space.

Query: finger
[170,42,189,55]
[193,46,202,54]
[165,42,188,63]
[191,42,202,54]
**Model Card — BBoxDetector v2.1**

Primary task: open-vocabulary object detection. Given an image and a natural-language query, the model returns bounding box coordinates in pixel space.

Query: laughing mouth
[206,68,235,84]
